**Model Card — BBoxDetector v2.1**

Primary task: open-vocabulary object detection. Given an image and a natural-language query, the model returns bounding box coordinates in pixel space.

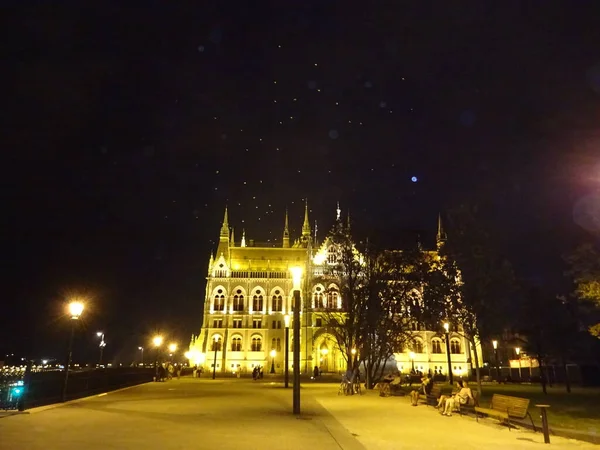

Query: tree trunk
[562,357,571,394]
[537,354,547,395]
[471,337,482,395]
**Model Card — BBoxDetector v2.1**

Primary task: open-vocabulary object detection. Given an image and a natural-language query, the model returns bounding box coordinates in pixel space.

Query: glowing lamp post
[96,332,106,365]
[443,322,453,384]
[284,314,291,388]
[290,266,303,414]
[515,347,522,380]
[63,300,84,402]
[138,347,144,366]
[153,335,163,381]
[270,349,276,374]
[409,351,416,372]
[492,340,500,381]
[169,343,177,360]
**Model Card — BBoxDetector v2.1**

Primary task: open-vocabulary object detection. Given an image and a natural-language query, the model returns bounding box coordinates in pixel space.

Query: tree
[565,242,600,338]
[438,203,517,395]
[315,221,425,390]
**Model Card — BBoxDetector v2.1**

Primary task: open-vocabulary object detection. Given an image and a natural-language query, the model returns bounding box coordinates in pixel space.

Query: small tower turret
[436,213,447,249]
[216,206,230,257]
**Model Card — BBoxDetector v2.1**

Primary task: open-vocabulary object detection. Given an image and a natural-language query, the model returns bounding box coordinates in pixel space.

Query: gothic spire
[302,200,311,237]
[220,206,229,239]
[283,209,290,248]
[241,229,246,247]
[436,213,447,248]
[230,227,235,247]
[336,201,341,221]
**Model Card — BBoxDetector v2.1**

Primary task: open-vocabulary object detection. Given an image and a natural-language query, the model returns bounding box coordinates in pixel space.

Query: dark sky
[4,2,600,362]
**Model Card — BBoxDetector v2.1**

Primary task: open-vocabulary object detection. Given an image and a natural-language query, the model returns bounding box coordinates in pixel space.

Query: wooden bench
[474,394,536,431]
[456,389,480,415]
[424,384,442,406]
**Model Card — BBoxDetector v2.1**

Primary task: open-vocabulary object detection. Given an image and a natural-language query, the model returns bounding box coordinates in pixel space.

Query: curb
[0,411,30,419]
[25,382,153,414]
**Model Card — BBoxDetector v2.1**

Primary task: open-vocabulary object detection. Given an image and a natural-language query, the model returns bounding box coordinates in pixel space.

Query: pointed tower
[283,209,290,248]
[241,229,246,247]
[208,252,214,275]
[230,227,235,248]
[436,213,447,249]
[216,206,230,257]
[301,200,311,241]
[336,202,341,222]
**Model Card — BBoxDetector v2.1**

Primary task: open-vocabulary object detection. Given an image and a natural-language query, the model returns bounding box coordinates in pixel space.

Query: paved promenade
[0,378,596,449]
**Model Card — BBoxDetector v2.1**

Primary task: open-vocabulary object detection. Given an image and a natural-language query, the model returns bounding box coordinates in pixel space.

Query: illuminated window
[327,246,337,264]
[313,286,324,308]
[251,337,262,352]
[431,340,442,354]
[413,340,424,354]
[272,320,281,329]
[233,290,244,311]
[214,289,225,311]
[326,290,338,309]
[253,291,264,311]
[211,339,222,352]
[231,337,242,352]
[271,338,281,352]
[252,319,262,329]
[212,319,223,328]
[233,319,242,328]
[272,290,283,312]
[450,340,461,354]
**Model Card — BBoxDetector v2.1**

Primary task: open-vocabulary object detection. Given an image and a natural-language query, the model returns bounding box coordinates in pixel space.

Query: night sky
[4,3,600,362]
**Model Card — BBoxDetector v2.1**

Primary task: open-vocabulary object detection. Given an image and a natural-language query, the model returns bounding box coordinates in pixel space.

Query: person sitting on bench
[410,375,432,406]
[438,381,474,416]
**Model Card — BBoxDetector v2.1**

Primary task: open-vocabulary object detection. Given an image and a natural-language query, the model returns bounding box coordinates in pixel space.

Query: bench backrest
[491,394,529,419]
[429,384,441,397]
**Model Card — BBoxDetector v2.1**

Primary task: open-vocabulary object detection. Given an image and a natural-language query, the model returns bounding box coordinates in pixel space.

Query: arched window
[413,340,424,354]
[313,286,324,308]
[251,337,262,352]
[214,289,225,311]
[253,290,264,311]
[326,290,338,309]
[211,337,222,352]
[231,337,242,352]
[327,246,337,264]
[233,289,244,311]
[450,340,461,354]
[271,338,281,352]
[431,340,442,354]
[272,290,283,312]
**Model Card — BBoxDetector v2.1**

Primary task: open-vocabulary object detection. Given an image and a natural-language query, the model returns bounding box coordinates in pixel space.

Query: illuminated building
[188,205,481,377]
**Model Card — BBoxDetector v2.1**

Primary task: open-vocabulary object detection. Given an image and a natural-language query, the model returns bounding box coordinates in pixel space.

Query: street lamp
[63,300,85,402]
[515,347,522,380]
[443,322,453,384]
[169,343,177,361]
[96,332,106,365]
[153,335,163,381]
[351,348,357,371]
[138,347,144,366]
[409,351,415,372]
[492,340,500,381]
[290,266,303,415]
[212,336,220,380]
[284,314,290,388]
[270,349,276,374]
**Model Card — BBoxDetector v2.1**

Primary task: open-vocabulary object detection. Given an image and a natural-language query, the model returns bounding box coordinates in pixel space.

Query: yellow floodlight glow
[169,343,177,353]
[443,322,449,333]
[515,347,520,356]
[184,351,190,359]
[153,335,163,347]
[409,351,415,360]
[68,301,84,319]
[270,349,276,358]
[290,266,303,290]
[351,348,357,355]
[284,314,291,328]
[492,340,498,350]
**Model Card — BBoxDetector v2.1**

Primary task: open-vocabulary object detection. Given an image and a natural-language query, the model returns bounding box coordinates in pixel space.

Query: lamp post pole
[138,347,144,366]
[409,351,415,372]
[153,336,163,381]
[212,337,219,380]
[443,322,453,384]
[62,300,84,402]
[270,350,276,374]
[293,289,301,414]
[284,315,290,388]
[493,340,500,381]
[97,332,106,365]
[515,347,522,380]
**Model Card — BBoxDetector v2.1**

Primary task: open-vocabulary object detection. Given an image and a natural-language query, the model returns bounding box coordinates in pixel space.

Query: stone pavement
[305,383,598,450]
[0,378,596,450]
